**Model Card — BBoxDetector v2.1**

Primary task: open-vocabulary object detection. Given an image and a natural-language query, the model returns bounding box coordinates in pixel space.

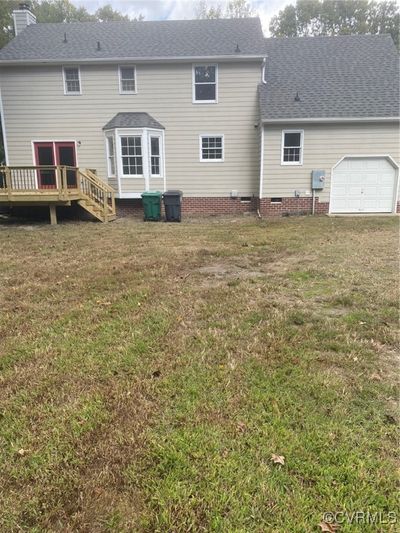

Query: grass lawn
[0,215,398,532]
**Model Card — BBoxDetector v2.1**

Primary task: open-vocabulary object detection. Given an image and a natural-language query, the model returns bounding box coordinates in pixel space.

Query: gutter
[262,117,400,124]
[0,54,266,67]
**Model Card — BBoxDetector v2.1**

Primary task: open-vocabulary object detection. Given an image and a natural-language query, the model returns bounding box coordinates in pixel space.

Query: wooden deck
[0,166,116,223]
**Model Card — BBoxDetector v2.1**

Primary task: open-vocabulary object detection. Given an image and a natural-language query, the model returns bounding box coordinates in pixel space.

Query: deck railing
[78,169,116,220]
[0,165,78,196]
[0,165,116,222]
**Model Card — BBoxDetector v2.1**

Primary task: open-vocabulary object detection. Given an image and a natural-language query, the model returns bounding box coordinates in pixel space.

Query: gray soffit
[103,112,165,130]
[259,34,400,121]
[0,18,265,63]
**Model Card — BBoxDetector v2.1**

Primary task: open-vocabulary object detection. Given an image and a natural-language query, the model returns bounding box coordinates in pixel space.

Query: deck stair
[0,165,116,224]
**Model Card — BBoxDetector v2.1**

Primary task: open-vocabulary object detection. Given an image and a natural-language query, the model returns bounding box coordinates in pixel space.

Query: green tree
[95,4,144,22]
[196,1,223,19]
[196,0,254,19]
[225,0,254,18]
[0,1,19,49]
[0,1,144,48]
[31,0,95,22]
[270,0,400,48]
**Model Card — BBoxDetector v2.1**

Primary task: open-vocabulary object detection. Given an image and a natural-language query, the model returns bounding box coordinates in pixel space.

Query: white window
[119,66,136,94]
[193,65,217,103]
[121,136,143,176]
[200,135,224,162]
[63,67,81,95]
[106,135,116,176]
[281,130,304,165]
[149,135,162,176]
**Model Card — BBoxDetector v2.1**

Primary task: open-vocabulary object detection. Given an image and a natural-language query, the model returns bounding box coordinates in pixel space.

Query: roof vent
[294,92,301,102]
[63,32,67,43]
[97,41,101,51]
[235,43,241,53]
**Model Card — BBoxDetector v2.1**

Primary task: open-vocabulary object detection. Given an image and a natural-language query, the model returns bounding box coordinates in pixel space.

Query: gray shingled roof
[0,18,265,62]
[103,112,164,130]
[260,34,400,121]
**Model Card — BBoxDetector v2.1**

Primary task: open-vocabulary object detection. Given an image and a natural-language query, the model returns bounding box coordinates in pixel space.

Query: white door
[330,157,397,214]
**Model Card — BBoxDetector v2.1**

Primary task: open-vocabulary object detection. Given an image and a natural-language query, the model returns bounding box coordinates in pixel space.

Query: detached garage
[330,156,399,214]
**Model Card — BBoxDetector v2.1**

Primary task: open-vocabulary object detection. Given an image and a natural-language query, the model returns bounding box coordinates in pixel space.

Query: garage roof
[260,34,400,121]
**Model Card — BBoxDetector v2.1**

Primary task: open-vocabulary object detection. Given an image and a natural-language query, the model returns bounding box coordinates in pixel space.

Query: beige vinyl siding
[0,61,261,197]
[120,177,164,194]
[262,123,400,202]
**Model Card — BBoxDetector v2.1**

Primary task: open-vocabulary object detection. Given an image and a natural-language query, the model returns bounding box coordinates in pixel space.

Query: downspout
[261,56,267,84]
[258,57,267,218]
[258,124,264,216]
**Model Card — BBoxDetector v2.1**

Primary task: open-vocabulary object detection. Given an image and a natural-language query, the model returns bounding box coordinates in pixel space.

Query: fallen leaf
[318,521,340,532]
[17,449,28,457]
[236,421,246,433]
[271,454,285,465]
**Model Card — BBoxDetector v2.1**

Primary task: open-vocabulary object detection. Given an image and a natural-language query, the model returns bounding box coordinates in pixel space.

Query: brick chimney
[13,2,37,36]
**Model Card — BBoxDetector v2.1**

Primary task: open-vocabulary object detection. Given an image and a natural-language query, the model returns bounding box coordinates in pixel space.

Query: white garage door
[330,157,397,213]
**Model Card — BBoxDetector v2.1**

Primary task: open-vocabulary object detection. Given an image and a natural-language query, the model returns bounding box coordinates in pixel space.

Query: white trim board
[0,55,265,66]
[263,117,400,124]
[0,89,9,164]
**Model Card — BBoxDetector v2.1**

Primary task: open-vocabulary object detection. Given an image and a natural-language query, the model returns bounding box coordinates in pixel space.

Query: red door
[55,142,77,188]
[34,142,56,189]
[34,142,77,189]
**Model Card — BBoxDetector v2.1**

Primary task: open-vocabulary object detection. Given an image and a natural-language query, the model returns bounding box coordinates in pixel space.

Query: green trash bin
[141,191,162,221]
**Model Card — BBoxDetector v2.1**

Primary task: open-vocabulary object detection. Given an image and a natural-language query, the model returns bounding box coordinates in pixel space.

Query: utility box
[311,170,326,190]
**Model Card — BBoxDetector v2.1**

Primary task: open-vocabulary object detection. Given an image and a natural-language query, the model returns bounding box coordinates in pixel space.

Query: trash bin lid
[141,191,162,197]
[163,190,183,196]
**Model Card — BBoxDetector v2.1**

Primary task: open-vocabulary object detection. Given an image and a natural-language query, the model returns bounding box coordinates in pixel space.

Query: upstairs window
[193,65,217,103]
[121,136,143,175]
[119,66,136,94]
[200,135,224,161]
[63,67,81,95]
[281,130,304,165]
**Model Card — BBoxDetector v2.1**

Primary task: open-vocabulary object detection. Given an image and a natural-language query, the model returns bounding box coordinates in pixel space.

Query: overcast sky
[71,0,292,34]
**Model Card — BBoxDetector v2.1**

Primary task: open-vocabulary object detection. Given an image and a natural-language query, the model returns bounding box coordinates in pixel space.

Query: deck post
[5,167,12,200]
[49,204,57,225]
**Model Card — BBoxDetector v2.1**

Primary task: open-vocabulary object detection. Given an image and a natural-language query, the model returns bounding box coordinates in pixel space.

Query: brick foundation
[182,196,257,215]
[258,197,329,217]
[115,196,258,218]
[115,196,333,218]
[116,199,144,218]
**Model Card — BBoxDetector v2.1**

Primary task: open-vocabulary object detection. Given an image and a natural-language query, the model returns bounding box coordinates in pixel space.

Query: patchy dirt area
[0,215,398,532]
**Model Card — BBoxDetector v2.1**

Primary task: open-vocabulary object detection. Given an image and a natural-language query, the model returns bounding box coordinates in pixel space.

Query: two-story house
[0,3,398,222]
